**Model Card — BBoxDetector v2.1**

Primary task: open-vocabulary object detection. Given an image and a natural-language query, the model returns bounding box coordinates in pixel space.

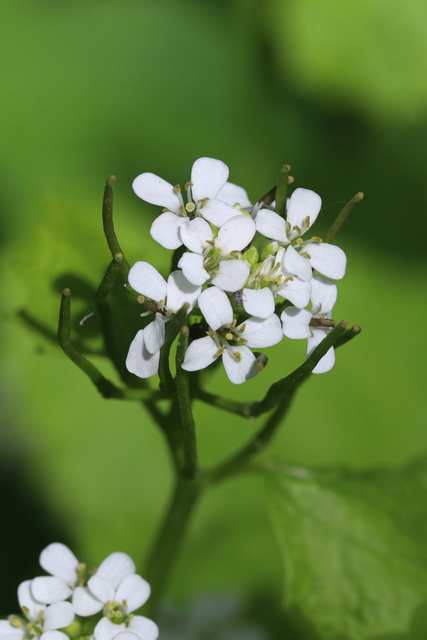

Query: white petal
[215,215,255,254]
[283,244,312,282]
[115,574,151,612]
[93,618,125,640]
[41,632,70,640]
[311,275,337,314]
[242,288,275,319]
[308,329,336,374]
[255,209,289,243]
[43,602,74,631]
[198,287,233,330]
[150,212,185,250]
[96,553,135,590]
[222,345,257,385]
[126,330,160,379]
[0,620,25,640]
[286,188,321,235]
[0,621,24,640]
[144,315,165,355]
[239,314,283,348]
[110,634,139,640]
[18,580,45,621]
[211,260,249,292]
[177,253,209,287]
[128,616,159,640]
[39,544,79,585]
[201,199,242,227]
[128,262,167,302]
[179,217,212,253]
[132,173,180,213]
[166,271,202,313]
[72,586,103,617]
[182,336,218,372]
[191,157,229,202]
[217,182,252,209]
[277,277,312,309]
[86,575,114,605]
[307,243,347,280]
[281,307,312,339]
[31,577,72,605]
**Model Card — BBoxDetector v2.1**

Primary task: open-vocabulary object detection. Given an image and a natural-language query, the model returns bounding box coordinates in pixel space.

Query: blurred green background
[1,0,427,637]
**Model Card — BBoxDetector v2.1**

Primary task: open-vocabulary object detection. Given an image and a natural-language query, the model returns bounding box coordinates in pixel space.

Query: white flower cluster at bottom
[0,544,158,640]
[126,157,348,383]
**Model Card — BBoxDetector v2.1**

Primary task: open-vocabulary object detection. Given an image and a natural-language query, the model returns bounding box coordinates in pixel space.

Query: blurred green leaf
[267,459,427,639]
[265,0,427,124]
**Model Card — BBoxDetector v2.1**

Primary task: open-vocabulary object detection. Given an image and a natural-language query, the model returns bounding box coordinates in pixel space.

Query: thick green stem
[144,476,202,615]
[175,327,198,479]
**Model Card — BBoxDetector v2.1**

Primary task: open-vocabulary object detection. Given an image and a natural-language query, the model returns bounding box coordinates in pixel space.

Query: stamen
[237,323,246,334]
[179,205,187,217]
[293,225,302,236]
[284,276,294,283]
[233,350,243,362]
[303,216,310,229]
[11,618,22,628]
[295,238,304,246]
[301,251,311,259]
[311,236,322,243]
[174,184,181,193]
[198,197,209,208]
[157,300,166,309]
[214,346,225,357]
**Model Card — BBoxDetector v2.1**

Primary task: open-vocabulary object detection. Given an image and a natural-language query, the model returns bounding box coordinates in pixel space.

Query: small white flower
[133,157,239,249]
[281,275,337,373]
[72,552,150,617]
[92,615,158,640]
[126,262,201,379]
[0,580,75,640]
[239,247,312,318]
[178,215,255,292]
[30,543,79,605]
[182,287,282,384]
[238,187,346,282]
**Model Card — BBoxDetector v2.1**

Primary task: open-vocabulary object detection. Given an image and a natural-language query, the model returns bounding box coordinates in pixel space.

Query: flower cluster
[126,158,347,383]
[0,544,158,640]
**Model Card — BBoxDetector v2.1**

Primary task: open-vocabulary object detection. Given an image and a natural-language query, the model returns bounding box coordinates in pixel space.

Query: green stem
[175,327,198,479]
[193,388,252,418]
[102,175,131,282]
[144,476,202,615]
[275,164,291,217]
[323,192,364,244]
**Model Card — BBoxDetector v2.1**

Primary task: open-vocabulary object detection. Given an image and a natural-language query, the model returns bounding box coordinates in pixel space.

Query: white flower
[92,615,158,640]
[126,262,201,379]
[254,188,347,281]
[0,580,75,640]
[30,543,79,605]
[281,275,337,373]
[72,552,150,617]
[177,214,255,292]
[133,157,240,249]
[182,287,282,384]
[238,246,312,319]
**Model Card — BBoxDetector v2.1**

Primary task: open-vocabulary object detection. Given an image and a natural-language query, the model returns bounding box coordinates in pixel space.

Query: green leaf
[267,459,427,639]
